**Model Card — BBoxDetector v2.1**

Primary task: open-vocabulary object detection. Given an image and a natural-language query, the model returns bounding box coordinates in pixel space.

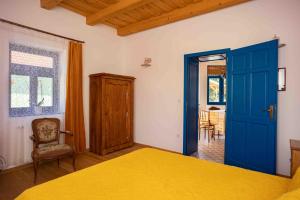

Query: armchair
[31,118,76,183]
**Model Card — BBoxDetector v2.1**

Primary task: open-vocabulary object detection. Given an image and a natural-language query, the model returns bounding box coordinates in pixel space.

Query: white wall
[121,0,300,176]
[0,0,124,167]
[0,22,69,168]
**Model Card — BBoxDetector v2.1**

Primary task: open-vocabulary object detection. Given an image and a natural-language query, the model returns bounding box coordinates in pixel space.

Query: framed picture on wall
[278,67,286,91]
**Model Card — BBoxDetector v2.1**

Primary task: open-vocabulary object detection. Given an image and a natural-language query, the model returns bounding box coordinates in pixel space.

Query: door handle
[262,105,274,120]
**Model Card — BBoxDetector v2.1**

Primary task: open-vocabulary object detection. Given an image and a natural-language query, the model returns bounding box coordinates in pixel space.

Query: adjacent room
[193,54,227,163]
[0,0,300,199]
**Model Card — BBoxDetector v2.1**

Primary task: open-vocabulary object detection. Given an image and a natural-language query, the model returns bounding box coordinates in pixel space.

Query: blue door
[225,40,278,174]
[183,56,199,155]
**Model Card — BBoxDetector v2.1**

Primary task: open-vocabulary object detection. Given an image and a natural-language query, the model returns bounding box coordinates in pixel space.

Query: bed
[16,148,299,200]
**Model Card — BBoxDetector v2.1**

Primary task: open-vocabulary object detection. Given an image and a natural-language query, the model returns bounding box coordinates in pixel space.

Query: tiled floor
[192,132,225,163]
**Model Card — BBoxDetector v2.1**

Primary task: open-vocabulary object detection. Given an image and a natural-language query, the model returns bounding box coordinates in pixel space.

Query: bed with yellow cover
[16,148,300,200]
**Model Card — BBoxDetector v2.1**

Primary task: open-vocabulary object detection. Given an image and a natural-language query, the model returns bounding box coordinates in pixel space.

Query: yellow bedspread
[17,148,290,200]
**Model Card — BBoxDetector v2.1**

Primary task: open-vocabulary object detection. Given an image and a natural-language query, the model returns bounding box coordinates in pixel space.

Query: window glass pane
[11,50,53,68]
[37,77,53,107]
[10,75,30,108]
[208,78,220,102]
[223,78,227,102]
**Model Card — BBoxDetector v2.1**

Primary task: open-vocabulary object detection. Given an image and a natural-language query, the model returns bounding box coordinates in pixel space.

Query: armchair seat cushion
[33,144,73,159]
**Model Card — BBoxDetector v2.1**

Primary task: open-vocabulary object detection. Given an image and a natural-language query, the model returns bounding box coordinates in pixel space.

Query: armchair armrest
[60,130,73,136]
[60,131,75,151]
[29,135,36,142]
[30,135,39,149]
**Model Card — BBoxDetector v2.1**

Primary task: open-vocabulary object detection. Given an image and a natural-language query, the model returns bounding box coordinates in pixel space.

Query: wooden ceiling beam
[40,0,63,10]
[86,0,148,25]
[117,0,251,36]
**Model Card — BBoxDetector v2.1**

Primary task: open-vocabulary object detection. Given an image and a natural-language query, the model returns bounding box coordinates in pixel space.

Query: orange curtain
[65,41,86,153]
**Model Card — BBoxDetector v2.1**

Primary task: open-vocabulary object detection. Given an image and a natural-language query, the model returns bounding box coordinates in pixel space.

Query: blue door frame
[183,48,230,155]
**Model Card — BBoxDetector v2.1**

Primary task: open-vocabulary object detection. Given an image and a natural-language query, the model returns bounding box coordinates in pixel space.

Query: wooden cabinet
[290,140,300,177]
[89,73,135,155]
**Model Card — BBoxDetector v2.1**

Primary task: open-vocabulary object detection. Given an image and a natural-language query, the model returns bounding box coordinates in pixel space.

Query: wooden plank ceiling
[41,0,250,36]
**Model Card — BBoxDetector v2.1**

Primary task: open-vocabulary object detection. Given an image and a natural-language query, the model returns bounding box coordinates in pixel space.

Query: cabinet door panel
[103,78,131,149]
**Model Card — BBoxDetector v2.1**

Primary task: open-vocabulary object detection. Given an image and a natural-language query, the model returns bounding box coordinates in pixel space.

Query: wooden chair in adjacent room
[208,106,221,139]
[30,118,76,183]
[198,110,216,143]
[208,106,226,139]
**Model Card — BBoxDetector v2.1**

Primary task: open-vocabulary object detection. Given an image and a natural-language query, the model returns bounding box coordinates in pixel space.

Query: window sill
[9,112,64,118]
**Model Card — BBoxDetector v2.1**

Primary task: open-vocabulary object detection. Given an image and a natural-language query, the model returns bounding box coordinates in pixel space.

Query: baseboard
[134,142,181,155]
[276,173,291,178]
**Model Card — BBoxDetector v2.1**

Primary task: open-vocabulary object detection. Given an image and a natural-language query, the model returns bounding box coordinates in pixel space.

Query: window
[9,43,59,117]
[207,76,226,105]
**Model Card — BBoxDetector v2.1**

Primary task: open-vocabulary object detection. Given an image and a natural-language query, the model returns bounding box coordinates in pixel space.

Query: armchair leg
[33,159,39,184]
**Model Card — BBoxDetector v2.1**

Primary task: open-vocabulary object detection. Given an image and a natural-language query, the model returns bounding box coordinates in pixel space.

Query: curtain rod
[0,18,85,44]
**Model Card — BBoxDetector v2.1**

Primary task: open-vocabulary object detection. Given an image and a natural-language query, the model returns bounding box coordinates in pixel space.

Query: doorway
[196,55,227,163]
[185,49,230,163]
[183,40,278,174]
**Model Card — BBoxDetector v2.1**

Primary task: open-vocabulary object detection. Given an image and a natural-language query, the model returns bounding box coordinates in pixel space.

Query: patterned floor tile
[192,133,225,164]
